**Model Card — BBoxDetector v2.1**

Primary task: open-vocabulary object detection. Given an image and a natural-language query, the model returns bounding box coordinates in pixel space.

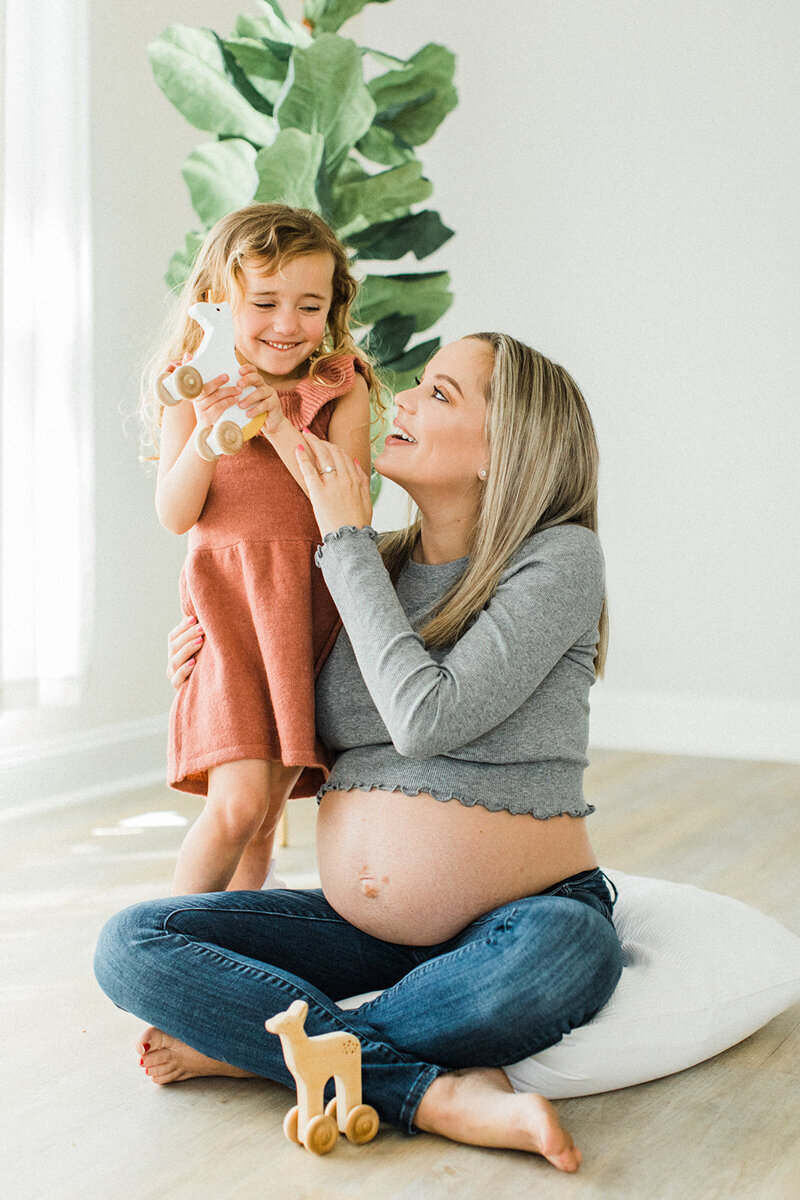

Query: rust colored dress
[168,355,361,798]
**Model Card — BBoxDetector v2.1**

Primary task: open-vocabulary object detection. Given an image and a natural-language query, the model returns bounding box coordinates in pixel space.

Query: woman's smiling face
[375,338,493,501]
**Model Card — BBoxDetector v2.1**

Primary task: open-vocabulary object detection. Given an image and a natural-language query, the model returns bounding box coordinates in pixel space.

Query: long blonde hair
[379,333,609,675]
[140,203,381,456]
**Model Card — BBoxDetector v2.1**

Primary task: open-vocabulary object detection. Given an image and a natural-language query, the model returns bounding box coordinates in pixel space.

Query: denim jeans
[94,868,622,1133]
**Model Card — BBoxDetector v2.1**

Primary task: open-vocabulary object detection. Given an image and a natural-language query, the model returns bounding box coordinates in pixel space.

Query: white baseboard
[0,714,168,819]
[589,688,800,763]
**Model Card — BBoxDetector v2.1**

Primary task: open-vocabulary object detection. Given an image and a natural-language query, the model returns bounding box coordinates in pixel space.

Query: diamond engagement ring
[320,465,336,474]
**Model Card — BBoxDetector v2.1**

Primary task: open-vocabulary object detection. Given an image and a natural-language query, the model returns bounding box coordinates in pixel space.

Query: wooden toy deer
[265,999,379,1155]
[156,301,266,462]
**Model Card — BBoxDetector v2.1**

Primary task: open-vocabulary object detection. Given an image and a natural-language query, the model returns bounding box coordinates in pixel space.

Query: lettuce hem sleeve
[314,524,379,567]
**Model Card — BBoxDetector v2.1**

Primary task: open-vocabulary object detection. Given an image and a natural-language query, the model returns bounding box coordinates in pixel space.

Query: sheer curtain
[1,0,94,710]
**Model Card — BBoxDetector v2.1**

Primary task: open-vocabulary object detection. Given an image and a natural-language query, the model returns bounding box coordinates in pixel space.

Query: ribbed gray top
[314,522,604,820]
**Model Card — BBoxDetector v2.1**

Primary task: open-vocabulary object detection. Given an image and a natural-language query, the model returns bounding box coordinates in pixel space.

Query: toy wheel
[156,371,181,407]
[303,1113,338,1156]
[194,426,219,462]
[173,364,203,399]
[216,420,244,456]
[344,1104,379,1145]
[324,1097,338,1121]
[283,1106,300,1145]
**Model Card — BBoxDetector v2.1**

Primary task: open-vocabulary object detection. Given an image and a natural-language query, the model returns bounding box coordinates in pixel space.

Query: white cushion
[337,870,800,1099]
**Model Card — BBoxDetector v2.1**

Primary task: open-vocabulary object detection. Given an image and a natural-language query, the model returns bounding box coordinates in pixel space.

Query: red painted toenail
[142,1042,151,1051]
[139,1057,144,1066]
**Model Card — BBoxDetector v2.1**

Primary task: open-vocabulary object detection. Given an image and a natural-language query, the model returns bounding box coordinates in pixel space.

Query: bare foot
[414,1067,583,1173]
[137,1027,258,1086]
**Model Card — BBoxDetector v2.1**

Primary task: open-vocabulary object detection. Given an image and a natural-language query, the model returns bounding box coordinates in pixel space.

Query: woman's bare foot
[414,1067,582,1173]
[137,1027,258,1086]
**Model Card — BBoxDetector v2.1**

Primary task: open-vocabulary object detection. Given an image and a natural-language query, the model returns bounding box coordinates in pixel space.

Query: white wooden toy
[265,999,380,1156]
[156,301,266,461]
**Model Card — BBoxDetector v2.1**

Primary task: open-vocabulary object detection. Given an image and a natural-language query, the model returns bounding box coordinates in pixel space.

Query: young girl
[143,203,377,894]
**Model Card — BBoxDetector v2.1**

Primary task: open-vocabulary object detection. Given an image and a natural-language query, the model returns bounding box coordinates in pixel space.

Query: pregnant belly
[316,789,597,945]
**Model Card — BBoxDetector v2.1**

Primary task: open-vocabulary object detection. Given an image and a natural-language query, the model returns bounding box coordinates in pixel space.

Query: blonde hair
[140,203,381,455]
[379,333,609,675]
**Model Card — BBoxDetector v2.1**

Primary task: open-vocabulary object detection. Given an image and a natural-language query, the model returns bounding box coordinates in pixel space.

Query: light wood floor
[4,750,799,1200]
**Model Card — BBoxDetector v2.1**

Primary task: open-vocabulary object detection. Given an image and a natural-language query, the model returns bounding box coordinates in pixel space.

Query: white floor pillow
[337,870,800,1099]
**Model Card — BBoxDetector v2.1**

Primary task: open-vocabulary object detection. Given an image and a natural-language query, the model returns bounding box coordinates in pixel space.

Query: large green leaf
[355,123,415,167]
[381,337,441,396]
[166,231,206,292]
[254,128,324,210]
[303,0,394,35]
[383,336,440,375]
[224,38,289,106]
[355,271,452,331]
[361,313,416,362]
[214,34,275,116]
[332,160,432,237]
[384,364,433,396]
[149,26,276,144]
[369,43,457,145]
[182,139,259,226]
[244,2,313,46]
[275,35,375,175]
[348,210,454,260]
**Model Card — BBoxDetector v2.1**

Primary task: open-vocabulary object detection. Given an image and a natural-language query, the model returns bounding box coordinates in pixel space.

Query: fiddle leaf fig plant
[149,0,457,495]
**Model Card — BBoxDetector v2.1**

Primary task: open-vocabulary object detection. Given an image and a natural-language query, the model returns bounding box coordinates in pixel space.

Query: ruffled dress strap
[278,354,359,430]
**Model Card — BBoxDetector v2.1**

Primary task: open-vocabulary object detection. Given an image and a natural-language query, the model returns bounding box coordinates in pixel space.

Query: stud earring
[479,468,488,480]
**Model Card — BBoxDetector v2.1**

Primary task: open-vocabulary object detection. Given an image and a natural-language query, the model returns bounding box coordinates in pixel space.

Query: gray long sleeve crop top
[313,521,605,819]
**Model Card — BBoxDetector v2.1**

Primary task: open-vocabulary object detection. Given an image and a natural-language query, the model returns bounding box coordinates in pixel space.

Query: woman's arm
[264,373,372,498]
[296,433,605,759]
[317,524,604,758]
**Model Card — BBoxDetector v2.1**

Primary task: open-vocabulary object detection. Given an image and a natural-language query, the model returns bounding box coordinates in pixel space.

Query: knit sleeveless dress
[168,355,362,798]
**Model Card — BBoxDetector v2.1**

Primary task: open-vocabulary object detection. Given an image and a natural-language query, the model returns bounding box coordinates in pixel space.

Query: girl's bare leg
[414,1068,583,1173]
[227,764,301,890]
[171,760,299,894]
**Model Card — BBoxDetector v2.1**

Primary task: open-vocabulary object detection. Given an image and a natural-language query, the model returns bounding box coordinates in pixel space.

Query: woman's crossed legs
[94,883,621,1171]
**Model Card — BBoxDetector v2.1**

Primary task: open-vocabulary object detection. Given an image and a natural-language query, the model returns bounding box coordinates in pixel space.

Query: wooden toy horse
[265,999,380,1155]
[156,301,265,461]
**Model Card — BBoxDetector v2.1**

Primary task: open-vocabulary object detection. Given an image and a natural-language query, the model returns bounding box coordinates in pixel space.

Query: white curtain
[1,0,94,709]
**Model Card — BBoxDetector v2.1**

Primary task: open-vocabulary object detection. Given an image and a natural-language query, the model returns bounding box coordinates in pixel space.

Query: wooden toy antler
[265,1000,379,1155]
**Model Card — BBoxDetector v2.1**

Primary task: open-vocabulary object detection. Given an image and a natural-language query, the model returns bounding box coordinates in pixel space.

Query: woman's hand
[295,428,373,539]
[167,614,204,689]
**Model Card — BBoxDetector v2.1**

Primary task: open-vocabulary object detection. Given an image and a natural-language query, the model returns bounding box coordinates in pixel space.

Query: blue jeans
[94,868,622,1133]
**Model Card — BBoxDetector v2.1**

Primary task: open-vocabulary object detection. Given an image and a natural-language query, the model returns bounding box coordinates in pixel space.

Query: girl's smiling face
[234,253,334,384]
[376,338,493,502]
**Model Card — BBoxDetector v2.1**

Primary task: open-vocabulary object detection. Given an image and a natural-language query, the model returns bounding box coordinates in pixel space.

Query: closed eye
[252,303,321,312]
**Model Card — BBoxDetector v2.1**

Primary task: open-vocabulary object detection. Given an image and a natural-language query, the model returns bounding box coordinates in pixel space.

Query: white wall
[2,0,797,810]
[1,1,247,809]
[363,0,800,762]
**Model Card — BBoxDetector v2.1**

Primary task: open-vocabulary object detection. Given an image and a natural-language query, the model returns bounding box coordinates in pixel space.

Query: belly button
[358,867,387,899]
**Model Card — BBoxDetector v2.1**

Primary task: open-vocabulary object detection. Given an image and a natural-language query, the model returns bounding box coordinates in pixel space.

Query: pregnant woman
[95,332,622,1173]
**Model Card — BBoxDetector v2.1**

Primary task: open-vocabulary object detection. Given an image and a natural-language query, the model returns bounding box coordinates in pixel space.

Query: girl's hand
[235,363,285,436]
[190,367,242,431]
[295,428,372,538]
[167,614,204,689]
